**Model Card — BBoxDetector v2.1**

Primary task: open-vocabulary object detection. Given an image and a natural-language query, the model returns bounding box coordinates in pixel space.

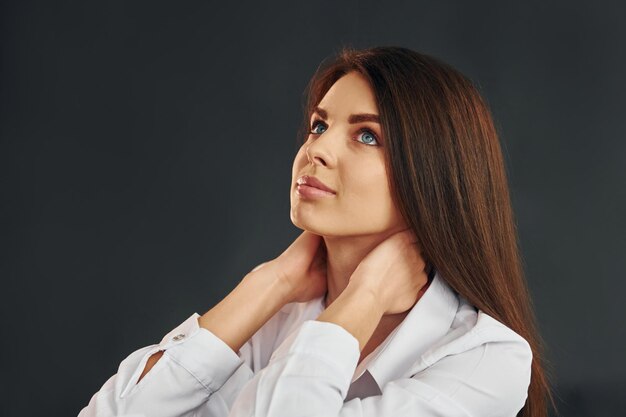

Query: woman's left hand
[348,228,430,316]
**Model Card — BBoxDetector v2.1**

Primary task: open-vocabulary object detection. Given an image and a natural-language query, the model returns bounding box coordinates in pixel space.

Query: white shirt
[78,270,532,417]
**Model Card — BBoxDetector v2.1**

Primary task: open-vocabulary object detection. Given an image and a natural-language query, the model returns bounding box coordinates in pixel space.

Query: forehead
[314,71,378,117]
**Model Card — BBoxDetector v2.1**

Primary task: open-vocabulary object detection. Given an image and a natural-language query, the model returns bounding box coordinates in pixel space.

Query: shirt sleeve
[227,319,533,417]
[77,312,253,417]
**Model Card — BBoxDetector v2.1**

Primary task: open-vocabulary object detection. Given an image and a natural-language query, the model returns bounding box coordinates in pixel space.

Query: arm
[227,282,533,417]
[78,265,294,417]
[138,267,292,382]
[316,283,382,352]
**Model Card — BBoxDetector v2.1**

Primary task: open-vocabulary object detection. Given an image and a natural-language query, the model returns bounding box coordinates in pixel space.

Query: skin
[290,71,425,362]
[290,71,409,307]
[137,71,429,383]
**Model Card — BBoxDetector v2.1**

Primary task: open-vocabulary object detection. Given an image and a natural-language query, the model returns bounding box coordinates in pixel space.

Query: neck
[322,228,402,309]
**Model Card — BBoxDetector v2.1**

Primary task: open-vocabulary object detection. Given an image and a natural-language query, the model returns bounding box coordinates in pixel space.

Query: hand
[250,231,328,304]
[348,228,429,315]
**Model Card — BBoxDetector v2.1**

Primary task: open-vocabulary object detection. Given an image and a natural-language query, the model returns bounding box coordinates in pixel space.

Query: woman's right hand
[251,231,328,304]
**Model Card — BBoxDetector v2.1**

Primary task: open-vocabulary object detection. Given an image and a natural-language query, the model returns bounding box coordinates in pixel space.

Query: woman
[78,46,554,417]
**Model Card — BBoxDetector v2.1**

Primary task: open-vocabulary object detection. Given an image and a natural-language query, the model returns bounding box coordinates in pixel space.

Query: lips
[296,175,336,194]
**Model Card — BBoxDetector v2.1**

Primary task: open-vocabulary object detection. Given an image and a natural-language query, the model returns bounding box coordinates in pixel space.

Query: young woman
[78,46,554,417]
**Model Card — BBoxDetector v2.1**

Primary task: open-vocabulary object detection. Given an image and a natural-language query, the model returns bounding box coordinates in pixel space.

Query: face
[290,71,407,237]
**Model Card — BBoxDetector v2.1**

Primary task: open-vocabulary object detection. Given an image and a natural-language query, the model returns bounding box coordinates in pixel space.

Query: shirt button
[172,333,186,341]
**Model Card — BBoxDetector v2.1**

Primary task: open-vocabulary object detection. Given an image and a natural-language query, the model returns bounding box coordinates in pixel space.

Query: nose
[305,128,338,168]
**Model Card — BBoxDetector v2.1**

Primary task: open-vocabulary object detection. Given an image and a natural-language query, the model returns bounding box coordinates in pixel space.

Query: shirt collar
[367,271,459,388]
[309,270,459,390]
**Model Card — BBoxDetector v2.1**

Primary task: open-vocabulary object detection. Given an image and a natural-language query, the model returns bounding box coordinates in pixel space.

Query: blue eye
[356,129,379,146]
[309,119,381,147]
[310,120,327,135]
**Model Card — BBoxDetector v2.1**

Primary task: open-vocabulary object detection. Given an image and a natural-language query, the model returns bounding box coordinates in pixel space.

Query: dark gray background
[1,1,624,416]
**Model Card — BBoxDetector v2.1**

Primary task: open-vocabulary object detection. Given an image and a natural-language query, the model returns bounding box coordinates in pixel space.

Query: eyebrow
[312,106,380,124]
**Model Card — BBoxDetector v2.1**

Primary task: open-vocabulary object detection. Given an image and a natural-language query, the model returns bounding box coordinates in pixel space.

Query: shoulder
[410,297,533,417]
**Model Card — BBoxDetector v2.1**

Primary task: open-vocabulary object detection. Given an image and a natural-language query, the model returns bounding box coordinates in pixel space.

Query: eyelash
[309,119,381,147]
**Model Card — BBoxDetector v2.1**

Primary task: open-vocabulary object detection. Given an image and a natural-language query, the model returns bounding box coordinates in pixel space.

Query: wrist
[244,263,294,306]
[342,276,387,314]
[199,264,292,354]
[344,279,386,317]
[317,280,384,351]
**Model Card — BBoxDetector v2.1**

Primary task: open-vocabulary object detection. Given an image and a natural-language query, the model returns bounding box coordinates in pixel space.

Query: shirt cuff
[161,313,246,393]
[269,319,360,386]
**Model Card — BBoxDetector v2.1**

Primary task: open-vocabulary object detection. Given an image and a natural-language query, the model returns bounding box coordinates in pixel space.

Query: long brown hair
[296,45,556,417]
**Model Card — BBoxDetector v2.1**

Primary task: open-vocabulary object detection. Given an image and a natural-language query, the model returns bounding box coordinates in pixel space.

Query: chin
[289,216,324,235]
[289,211,306,231]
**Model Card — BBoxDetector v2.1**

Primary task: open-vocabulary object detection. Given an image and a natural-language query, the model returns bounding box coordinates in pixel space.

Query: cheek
[349,163,392,203]
[346,159,387,193]
[344,169,390,207]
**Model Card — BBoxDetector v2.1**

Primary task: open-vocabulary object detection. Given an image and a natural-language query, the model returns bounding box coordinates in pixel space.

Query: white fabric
[78,270,532,417]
